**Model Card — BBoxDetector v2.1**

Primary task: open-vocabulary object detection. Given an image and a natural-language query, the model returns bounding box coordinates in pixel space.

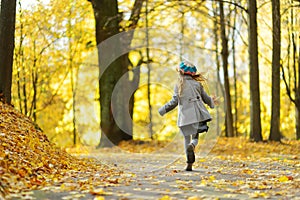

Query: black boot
[186,144,195,171]
[186,163,193,171]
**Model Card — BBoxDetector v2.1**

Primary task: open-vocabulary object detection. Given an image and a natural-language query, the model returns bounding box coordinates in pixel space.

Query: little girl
[158,61,217,171]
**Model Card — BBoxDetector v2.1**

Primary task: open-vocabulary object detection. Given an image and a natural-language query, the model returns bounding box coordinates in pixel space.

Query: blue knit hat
[178,61,197,75]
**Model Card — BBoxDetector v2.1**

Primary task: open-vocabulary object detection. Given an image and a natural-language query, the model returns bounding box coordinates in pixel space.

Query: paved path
[20,150,299,200]
[29,153,248,200]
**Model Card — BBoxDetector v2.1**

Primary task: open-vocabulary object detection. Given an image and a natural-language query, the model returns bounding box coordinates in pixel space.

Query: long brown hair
[177,71,207,96]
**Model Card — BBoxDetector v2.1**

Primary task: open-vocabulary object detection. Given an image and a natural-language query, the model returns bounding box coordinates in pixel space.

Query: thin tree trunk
[212,3,224,136]
[179,10,185,60]
[145,0,153,139]
[127,0,144,141]
[297,107,300,139]
[16,5,24,113]
[233,44,237,137]
[22,71,28,115]
[70,60,77,145]
[67,3,77,146]
[247,0,262,141]
[30,41,38,121]
[129,57,142,121]
[219,1,234,137]
[122,0,144,140]
[281,0,300,139]
[17,70,22,112]
[296,34,300,139]
[31,67,38,122]
[269,0,281,141]
[232,1,238,137]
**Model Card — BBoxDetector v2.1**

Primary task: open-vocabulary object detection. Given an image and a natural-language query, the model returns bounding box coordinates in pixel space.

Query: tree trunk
[281,1,300,140]
[219,1,234,137]
[121,0,144,140]
[31,68,38,122]
[145,0,153,139]
[297,107,300,140]
[247,0,263,142]
[15,7,25,113]
[89,0,125,147]
[89,0,144,146]
[232,2,238,137]
[0,0,17,104]
[269,0,281,141]
[212,3,224,136]
[297,33,300,140]
[30,41,38,121]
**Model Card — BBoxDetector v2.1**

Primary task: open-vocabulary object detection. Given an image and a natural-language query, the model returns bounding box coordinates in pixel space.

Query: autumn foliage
[0,101,117,198]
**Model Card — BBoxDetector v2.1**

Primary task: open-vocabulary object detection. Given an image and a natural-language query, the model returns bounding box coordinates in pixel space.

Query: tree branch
[127,0,145,29]
[281,64,296,104]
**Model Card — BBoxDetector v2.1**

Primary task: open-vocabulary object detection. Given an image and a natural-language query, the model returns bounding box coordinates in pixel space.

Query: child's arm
[158,87,179,116]
[200,84,215,109]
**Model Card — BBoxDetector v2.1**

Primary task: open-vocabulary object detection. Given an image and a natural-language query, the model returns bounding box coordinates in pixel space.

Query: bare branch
[128,0,145,29]
[281,64,296,104]
[205,0,248,13]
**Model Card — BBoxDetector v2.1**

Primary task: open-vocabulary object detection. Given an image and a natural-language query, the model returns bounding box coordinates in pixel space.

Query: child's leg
[181,126,197,170]
[184,135,195,164]
[183,135,191,152]
[191,133,199,148]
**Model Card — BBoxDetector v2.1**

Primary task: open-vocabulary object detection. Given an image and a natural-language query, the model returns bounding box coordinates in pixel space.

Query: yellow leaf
[209,175,216,181]
[249,191,269,198]
[94,197,105,200]
[200,180,207,186]
[178,185,189,190]
[60,183,67,190]
[242,169,253,174]
[223,194,237,198]
[187,196,203,200]
[90,188,105,195]
[90,188,112,196]
[278,176,289,182]
[160,195,172,200]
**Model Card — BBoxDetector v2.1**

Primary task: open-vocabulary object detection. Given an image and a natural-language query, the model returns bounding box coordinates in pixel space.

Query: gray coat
[159,75,214,127]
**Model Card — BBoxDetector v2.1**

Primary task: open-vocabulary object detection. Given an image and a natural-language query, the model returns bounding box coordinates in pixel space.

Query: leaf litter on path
[1,100,300,199]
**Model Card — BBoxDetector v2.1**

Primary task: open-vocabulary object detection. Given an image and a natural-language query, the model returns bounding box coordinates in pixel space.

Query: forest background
[0,0,299,148]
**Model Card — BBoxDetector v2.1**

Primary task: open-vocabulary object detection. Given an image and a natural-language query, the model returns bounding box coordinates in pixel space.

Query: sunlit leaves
[13,0,96,147]
[0,101,122,198]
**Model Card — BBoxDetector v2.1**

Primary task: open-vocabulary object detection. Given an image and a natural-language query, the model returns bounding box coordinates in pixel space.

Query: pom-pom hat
[178,61,198,76]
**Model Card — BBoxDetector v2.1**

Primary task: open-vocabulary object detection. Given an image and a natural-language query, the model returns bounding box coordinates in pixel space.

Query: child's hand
[212,96,220,106]
[158,107,165,116]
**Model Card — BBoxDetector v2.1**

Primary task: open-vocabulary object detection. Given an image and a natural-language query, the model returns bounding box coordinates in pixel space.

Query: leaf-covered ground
[1,100,300,200]
[95,138,300,199]
[0,101,125,199]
